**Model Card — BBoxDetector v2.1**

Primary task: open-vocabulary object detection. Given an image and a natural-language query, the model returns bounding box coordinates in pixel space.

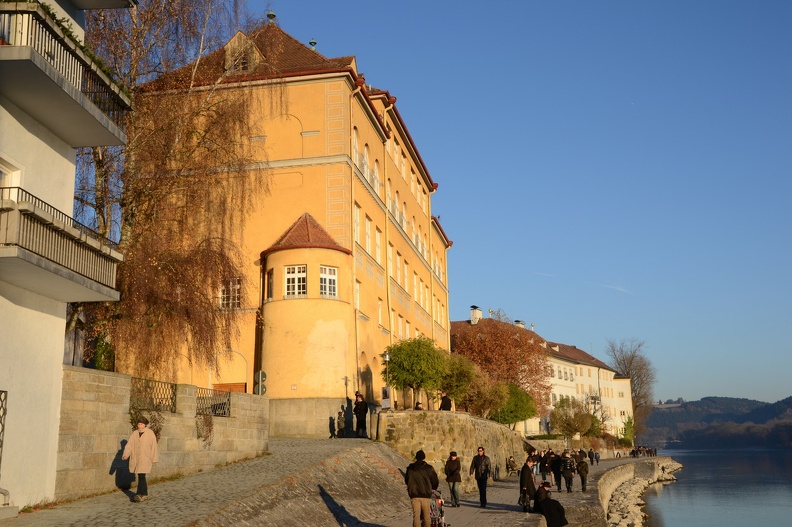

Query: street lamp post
[383,351,391,410]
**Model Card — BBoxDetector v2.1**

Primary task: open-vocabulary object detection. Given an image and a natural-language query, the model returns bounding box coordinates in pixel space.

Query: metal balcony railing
[0,187,122,289]
[196,388,231,417]
[0,3,131,128]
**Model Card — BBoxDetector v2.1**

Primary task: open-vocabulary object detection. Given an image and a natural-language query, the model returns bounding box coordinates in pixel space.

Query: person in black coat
[353,393,368,437]
[561,453,576,492]
[519,458,537,512]
[533,481,552,514]
[549,452,563,491]
[444,451,461,507]
[540,491,569,527]
[439,391,452,411]
[577,458,590,492]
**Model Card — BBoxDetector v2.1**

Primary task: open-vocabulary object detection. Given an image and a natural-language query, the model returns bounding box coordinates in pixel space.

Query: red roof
[140,23,355,91]
[261,213,351,258]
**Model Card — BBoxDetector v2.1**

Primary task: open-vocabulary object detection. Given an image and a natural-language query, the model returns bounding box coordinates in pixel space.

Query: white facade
[518,342,634,440]
[0,0,132,509]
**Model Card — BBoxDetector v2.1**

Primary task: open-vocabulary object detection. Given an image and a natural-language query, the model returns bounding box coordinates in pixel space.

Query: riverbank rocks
[606,459,682,527]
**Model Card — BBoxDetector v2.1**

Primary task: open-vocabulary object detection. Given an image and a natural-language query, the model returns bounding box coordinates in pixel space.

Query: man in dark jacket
[561,453,576,492]
[439,391,452,411]
[533,481,552,514]
[541,491,569,527]
[353,393,368,438]
[577,458,590,492]
[549,452,563,491]
[469,446,492,508]
[443,451,461,507]
[405,450,439,527]
[519,458,537,512]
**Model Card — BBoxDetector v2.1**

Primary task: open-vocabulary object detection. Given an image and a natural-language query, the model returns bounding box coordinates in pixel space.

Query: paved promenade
[0,438,638,527]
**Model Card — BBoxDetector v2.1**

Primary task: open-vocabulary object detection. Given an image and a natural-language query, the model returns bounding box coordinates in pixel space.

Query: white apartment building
[0,0,132,511]
[523,342,634,439]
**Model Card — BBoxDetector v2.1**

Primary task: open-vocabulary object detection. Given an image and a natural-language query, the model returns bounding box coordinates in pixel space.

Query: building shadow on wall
[360,365,374,403]
[317,484,390,527]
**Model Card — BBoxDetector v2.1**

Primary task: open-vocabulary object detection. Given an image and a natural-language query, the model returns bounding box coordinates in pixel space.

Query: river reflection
[644,449,792,526]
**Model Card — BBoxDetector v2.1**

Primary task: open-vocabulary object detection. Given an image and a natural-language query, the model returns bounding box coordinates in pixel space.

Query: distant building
[0,0,133,508]
[125,16,452,437]
[450,306,634,439]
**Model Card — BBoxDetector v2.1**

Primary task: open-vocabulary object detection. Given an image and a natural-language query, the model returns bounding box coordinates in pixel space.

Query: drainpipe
[0,486,8,506]
[350,75,365,397]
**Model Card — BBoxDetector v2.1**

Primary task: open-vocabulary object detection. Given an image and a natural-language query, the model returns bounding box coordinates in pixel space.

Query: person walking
[577,457,590,492]
[469,446,492,508]
[588,448,595,465]
[122,416,159,502]
[519,458,537,512]
[353,393,368,438]
[561,453,576,492]
[443,451,461,507]
[405,450,439,527]
[595,450,600,465]
[549,451,563,491]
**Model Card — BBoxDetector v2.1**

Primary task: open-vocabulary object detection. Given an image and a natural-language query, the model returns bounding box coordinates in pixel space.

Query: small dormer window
[233,53,249,72]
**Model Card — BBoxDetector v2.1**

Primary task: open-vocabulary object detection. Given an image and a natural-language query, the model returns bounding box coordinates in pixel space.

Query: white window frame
[375,228,382,264]
[320,266,338,298]
[285,265,307,298]
[220,277,242,309]
[353,203,361,245]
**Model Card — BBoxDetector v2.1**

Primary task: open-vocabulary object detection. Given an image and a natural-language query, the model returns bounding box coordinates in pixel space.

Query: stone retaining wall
[55,366,270,501]
[373,410,531,493]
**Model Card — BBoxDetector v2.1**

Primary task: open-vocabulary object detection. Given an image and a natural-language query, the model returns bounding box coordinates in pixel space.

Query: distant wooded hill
[641,396,792,448]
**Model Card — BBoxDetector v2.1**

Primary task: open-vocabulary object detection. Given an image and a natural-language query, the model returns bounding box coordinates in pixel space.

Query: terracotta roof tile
[261,213,351,257]
[141,23,354,91]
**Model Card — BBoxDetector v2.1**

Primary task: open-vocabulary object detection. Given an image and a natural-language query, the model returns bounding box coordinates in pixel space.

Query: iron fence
[130,378,176,413]
[196,388,231,417]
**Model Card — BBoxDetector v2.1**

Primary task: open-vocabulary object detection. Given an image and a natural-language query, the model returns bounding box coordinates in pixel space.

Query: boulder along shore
[605,459,683,527]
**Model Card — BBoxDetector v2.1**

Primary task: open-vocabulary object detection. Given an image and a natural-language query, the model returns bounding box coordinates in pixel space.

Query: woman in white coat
[122,416,159,502]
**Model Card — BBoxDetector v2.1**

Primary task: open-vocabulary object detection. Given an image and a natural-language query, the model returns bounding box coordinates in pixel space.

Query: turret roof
[261,213,351,258]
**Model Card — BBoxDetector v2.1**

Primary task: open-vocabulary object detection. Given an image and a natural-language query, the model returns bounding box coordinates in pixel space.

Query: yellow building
[145,18,452,436]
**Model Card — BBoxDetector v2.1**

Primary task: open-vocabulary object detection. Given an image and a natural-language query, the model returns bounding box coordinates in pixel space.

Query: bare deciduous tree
[72,0,278,376]
[606,338,657,436]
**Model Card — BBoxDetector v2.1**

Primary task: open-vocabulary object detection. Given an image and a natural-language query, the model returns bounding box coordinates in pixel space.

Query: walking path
[0,438,640,527]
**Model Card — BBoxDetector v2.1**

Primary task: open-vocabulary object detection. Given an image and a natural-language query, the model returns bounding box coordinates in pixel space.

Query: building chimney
[470,305,482,325]
[514,320,525,329]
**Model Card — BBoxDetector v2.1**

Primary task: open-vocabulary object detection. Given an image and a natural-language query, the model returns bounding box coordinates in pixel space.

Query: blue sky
[264,1,792,404]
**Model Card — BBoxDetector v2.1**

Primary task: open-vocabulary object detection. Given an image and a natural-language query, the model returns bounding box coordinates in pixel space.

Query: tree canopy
[451,310,551,414]
[550,397,594,438]
[490,383,538,428]
[381,337,447,396]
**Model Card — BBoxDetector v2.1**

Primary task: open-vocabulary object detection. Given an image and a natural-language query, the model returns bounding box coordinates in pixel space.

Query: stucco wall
[55,366,270,502]
[0,282,66,507]
[373,410,532,493]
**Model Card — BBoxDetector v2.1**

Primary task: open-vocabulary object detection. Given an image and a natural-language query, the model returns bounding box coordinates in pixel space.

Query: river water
[644,449,792,526]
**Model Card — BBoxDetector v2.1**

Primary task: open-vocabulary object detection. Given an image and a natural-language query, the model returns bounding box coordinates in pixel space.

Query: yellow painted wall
[169,56,450,427]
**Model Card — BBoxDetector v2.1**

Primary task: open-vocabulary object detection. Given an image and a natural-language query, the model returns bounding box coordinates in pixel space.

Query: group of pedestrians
[403,446,494,527]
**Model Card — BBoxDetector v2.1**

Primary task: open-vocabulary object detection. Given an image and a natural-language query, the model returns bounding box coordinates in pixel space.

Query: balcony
[0,187,124,302]
[0,3,132,147]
